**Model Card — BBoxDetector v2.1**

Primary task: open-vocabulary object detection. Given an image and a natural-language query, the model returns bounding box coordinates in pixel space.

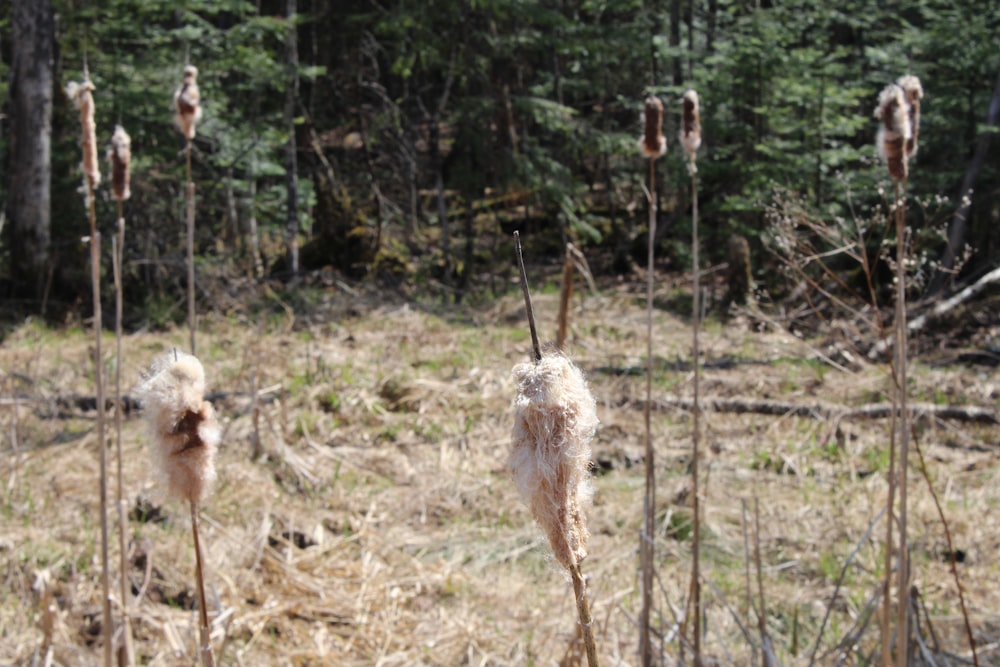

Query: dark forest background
[2,0,998,327]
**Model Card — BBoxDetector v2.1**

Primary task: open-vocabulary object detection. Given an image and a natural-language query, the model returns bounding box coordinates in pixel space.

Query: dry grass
[2,281,999,665]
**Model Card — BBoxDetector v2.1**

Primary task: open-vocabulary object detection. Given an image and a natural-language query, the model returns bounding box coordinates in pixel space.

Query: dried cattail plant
[510,353,598,570]
[679,89,702,172]
[137,351,219,667]
[66,79,101,196]
[68,71,112,667]
[682,86,705,667]
[174,64,202,354]
[897,75,923,159]
[638,95,666,159]
[108,125,131,203]
[108,122,134,666]
[137,352,219,504]
[875,83,911,182]
[174,65,202,141]
[511,232,600,667]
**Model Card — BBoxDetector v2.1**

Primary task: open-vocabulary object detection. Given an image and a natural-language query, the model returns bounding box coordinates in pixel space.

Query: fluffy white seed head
[510,353,598,570]
[679,89,702,172]
[108,124,132,202]
[875,83,911,181]
[136,352,220,504]
[896,75,923,159]
[66,79,101,194]
[174,65,203,141]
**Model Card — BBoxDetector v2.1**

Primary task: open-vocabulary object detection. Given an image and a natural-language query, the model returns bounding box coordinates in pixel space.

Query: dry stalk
[557,244,574,351]
[681,88,704,667]
[638,93,665,667]
[68,73,112,667]
[136,351,220,667]
[175,65,202,356]
[753,498,771,667]
[109,124,134,667]
[875,78,918,667]
[190,501,215,667]
[911,429,978,666]
[892,179,912,667]
[511,232,600,667]
[110,226,134,667]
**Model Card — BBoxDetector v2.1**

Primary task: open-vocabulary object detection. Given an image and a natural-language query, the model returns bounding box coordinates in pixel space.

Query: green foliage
[2,0,998,312]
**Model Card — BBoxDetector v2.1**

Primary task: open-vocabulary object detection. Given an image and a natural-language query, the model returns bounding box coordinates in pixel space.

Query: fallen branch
[624,397,998,425]
[868,265,1000,360]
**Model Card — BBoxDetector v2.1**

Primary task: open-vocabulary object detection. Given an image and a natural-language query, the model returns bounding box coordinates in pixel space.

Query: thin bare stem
[741,500,759,667]
[186,140,197,356]
[639,155,656,667]
[690,166,703,667]
[570,561,601,667]
[89,176,112,667]
[513,231,541,362]
[557,244,574,350]
[894,178,911,667]
[754,498,771,667]
[111,213,134,667]
[190,501,215,667]
[912,431,979,666]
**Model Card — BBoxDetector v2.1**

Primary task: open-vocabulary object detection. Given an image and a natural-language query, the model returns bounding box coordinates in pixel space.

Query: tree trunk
[929,70,1000,294]
[7,0,54,300]
[670,0,682,86]
[284,0,300,276]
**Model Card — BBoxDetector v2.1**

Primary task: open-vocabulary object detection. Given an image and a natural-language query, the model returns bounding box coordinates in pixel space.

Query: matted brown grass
[2,280,999,665]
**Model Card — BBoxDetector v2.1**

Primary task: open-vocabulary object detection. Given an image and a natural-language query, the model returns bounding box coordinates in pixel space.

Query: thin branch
[513,231,542,363]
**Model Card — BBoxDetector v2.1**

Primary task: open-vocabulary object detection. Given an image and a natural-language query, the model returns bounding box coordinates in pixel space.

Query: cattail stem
[639,152,656,667]
[570,561,600,667]
[691,166,703,667]
[894,178,911,667]
[186,141,197,356]
[89,184,112,667]
[557,244,574,350]
[190,501,215,667]
[111,216,134,667]
[514,231,541,363]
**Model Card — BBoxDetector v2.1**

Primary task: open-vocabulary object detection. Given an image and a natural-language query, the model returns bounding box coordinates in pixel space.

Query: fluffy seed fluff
[174,65,203,141]
[638,95,667,159]
[66,79,101,193]
[510,353,598,570]
[136,352,220,504]
[896,75,923,159]
[875,83,911,181]
[108,125,132,202]
[679,89,702,171]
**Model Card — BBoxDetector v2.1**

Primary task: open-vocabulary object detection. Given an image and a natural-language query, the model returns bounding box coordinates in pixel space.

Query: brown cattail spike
[174,65,203,141]
[510,353,598,570]
[680,89,702,171]
[108,125,132,202]
[896,75,923,159]
[137,352,220,504]
[875,83,911,181]
[639,95,666,159]
[66,79,101,193]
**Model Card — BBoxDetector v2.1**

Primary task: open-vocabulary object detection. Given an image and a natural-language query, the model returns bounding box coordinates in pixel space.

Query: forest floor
[1,271,999,666]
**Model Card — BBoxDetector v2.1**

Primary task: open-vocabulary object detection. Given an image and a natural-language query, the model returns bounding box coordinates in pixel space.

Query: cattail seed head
[174,65,203,141]
[510,353,598,570]
[896,75,923,159]
[137,352,220,504]
[639,95,667,159]
[66,79,101,193]
[108,125,132,202]
[875,83,911,181]
[680,89,702,172]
